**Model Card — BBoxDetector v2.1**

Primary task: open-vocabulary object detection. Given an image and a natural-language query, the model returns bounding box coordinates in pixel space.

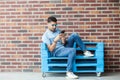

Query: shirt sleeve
[42,33,51,45]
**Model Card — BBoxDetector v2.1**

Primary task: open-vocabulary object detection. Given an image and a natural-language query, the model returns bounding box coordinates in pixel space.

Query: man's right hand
[54,34,61,42]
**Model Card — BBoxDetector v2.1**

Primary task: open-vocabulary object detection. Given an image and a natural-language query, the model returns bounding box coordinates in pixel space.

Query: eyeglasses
[51,24,57,27]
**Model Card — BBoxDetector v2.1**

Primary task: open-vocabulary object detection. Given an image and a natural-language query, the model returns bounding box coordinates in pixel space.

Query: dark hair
[47,16,57,23]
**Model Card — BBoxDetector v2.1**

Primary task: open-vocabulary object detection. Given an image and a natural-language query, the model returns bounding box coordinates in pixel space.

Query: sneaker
[66,72,79,79]
[84,51,94,57]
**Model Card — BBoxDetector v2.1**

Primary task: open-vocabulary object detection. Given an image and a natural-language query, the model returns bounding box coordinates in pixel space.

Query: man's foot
[84,51,94,57]
[66,72,79,79]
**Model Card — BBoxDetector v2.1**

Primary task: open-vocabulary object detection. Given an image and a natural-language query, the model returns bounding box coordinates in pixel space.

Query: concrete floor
[0,72,120,80]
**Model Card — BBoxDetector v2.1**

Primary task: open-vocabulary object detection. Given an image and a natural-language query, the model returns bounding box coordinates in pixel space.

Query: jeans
[54,33,87,71]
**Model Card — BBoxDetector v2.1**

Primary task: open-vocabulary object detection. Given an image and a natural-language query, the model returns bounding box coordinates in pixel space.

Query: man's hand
[60,33,66,44]
[54,34,61,42]
[54,33,66,43]
[48,33,66,52]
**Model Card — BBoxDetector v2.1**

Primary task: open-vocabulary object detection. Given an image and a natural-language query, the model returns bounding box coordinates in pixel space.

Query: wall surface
[0,0,120,72]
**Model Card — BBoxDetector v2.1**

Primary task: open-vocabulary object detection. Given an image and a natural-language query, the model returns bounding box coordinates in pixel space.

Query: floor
[0,72,119,80]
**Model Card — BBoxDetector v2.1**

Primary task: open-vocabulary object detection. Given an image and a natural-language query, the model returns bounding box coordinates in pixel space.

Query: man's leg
[54,48,78,79]
[65,33,94,57]
[55,48,76,71]
[65,33,87,51]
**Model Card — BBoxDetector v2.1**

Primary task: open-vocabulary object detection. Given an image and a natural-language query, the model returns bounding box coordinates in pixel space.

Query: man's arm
[47,41,57,52]
[61,37,66,45]
[47,34,61,52]
[61,33,67,45]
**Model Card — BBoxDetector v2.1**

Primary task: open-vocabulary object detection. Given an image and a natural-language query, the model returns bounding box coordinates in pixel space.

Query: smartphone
[60,30,65,34]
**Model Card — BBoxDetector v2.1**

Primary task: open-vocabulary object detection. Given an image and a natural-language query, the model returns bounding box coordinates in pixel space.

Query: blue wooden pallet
[40,42,104,77]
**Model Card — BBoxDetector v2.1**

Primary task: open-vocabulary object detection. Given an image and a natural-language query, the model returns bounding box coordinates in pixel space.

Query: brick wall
[0,0,119,72]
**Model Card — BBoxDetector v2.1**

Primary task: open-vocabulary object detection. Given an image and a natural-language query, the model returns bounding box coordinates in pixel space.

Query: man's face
[48,21,57,32]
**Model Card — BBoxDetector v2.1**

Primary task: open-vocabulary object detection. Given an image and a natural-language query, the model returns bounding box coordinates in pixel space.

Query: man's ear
[47,23,50,27]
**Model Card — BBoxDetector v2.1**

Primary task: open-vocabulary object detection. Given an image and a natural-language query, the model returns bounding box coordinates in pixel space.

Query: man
[42,16,94,79]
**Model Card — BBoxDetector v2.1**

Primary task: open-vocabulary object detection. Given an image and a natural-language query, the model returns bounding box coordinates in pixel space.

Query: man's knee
[71,32,78,37]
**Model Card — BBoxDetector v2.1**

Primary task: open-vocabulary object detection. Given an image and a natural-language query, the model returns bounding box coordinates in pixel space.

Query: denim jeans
[54,33,87,71]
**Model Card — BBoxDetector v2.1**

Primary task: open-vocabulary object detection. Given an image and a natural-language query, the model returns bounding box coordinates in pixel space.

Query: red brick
[29,44,38,47]
[109,22,119,24]
[1,55,10,58]
[0,12,10,15]
[97,0,108,2]
[68,19,78,21]
[56,4,66,7]
[115,33,120,35]
[103,11,112,13]
[91,4,101,6]
[0,37,5,40]
[22,12,32,15]
[109,7,119,10]
[0,16,5,18]
[80,11,89,13]
[114,25,120,28]
[28,8,38,11]
[68,4,78,7]
[91,18,101,21]
[23,55,33,58]
[40,8,49,11]
[98,36,108,39]
[68,11,78,14]
[29,59,39,61]
[17,1,27,4]
[91,33,101,35]
[18,66,28,68]
[6,52,16,54]
[79,4,89,6]
[109,36,119,39]
[114,18,120,21]
[12,34,21,36]
[74,0,84,2]
[11,5,20,7]
[109,0,119,2]
[0,66,5,68]
[97,22,108,24]
[86,15,95,17]
[109,29,119,32]
[91,26,102,28]
[86,8,96,10]
[51,8,61,10]
[86,22,96,25]
[23,48,33,50]
[40,1,49,3]
[33,4,43,7]
[29,52,38,54]
[86,0,96,2]
[56,11,66,14]
[97,29,108,32]
[12,62,22,65]
[28,1,38,3]
[97,15,107,17]
[6,1,16,4]
[7,66,16,68]
[0,2,5,4]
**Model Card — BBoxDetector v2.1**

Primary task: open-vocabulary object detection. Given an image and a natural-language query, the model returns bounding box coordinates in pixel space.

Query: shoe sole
[65,76,79,79]
[84,56,94,58]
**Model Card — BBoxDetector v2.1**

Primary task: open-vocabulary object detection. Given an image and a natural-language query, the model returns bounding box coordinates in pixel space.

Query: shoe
[84,51,94,57]
[66,72,79,79]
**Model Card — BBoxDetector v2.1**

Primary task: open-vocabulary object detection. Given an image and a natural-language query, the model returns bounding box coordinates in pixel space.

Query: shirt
[42,28,65,55]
